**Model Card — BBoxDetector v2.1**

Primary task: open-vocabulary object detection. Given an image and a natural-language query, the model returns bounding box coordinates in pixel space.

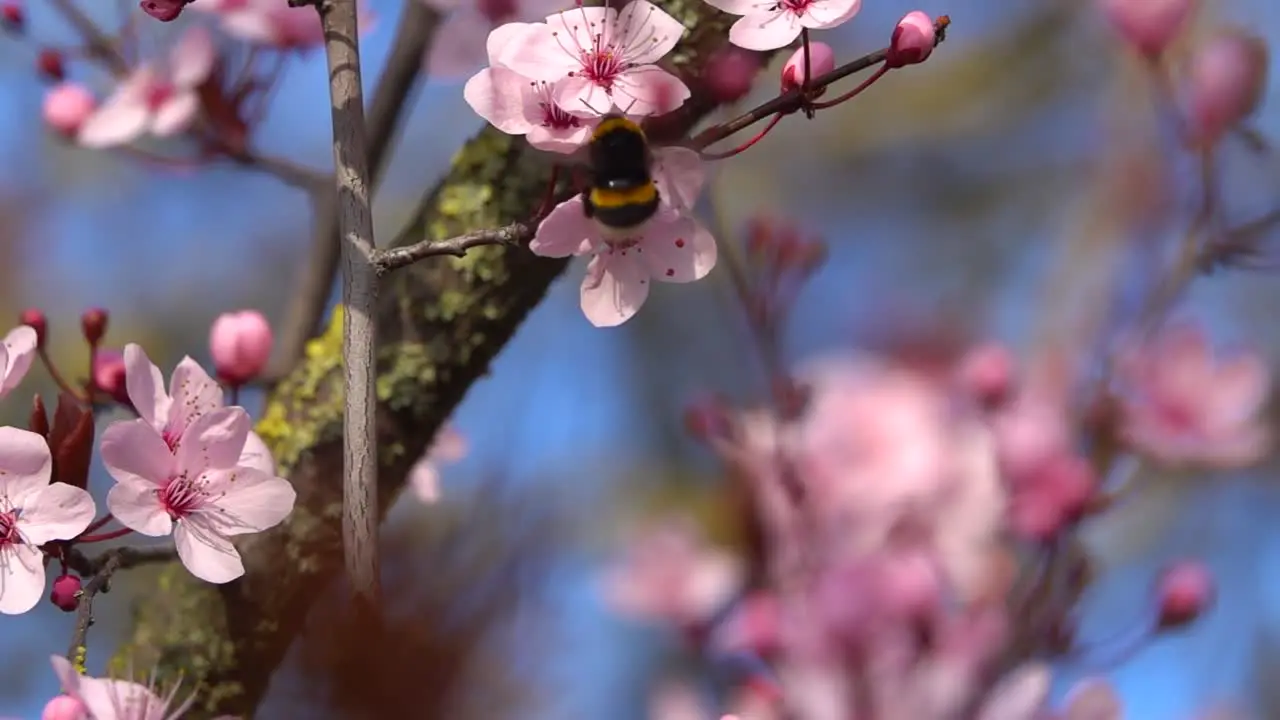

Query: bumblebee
[581,114,662,237]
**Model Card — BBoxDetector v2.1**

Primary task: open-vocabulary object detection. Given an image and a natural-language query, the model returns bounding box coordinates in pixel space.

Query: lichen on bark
[110,4,743,715]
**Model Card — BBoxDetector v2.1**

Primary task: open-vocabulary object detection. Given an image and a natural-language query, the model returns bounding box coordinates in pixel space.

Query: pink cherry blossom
[77,25,216,148]
[1184,29,1269,147]
[189,0,376,52]
[501,1,690,117]
[407,425,467,503]
[40,694,84,720]
[422,0,568,79]
[113,343,276,475]
[464,22,600,153]
[600,516,743,628]
[49,655,195,720]
[92,348,129,403]
[530,147,715,326]
[975,663,1051,720]
[780,41,835,92]
[1099,0,1194,58]
[0,324,37,399]
[886,10,936,68]
[0,427,96,615]
[102,407,296,583]
[43,82,97,137]
[1111,323,1271,468]
[703,0,861,52]
[209,309,273,386]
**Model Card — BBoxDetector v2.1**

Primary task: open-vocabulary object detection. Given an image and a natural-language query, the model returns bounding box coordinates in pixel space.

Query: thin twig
[65,546,176,661]
[316,0,381,609]
[270,2,441,381]
[48,0,129,76]
[374,222,530,274]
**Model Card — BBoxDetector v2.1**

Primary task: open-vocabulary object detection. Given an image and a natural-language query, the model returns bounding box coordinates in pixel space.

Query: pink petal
[426,12,494,79]
[729,11,802,51]
[527,122,595,153]
[640,213,717,283]
[75,76,152,148]
[580,253,651,327]
[175,406,252,473]
[652,146,705,212]
[79,678,166,720]
[409,458,441,503]
[100,419,174,486]
[0,544,45,615]
[48,655,81,697]
[487,21,540,68]
[239,431,277,475]
[171,25,217,88]
[1207,353,1269,425]
[530,197,596,257]
[17,483,95,545]
[431,425,468,462]
[221,9,278,45]
[1062,678,1122,720]
[167,356,226,435]
[699,0,759,16]
[553,74,614,117]
[799,0,861,28]
[151,92,200,136]
[616,0,685,64]
[546,6,611,54]
[0,427,52,507]
[174,519,244,583]
[201,467,296,535]
[107,481,173,537]
[464,66,538,135]
[613,66,690,116]
[0,325,37,395]
[976,663,1051,720]
[123,344,171,431]
[501,22,576,81]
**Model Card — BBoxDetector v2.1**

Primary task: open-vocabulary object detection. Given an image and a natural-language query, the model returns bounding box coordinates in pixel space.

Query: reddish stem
[76,526,134,544]
[800,28,815,119]
[701,113,784,160]
[82,513,114,536]
[37,348,88,404]
[809,64,890,110]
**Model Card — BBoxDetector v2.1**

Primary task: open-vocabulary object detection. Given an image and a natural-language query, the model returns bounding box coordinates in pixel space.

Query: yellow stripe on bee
[589,183,657,210]
[592,115,645,141]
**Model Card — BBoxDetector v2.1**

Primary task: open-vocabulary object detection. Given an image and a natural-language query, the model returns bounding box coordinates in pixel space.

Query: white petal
[579,252,651,327]
[171,25,216,88]
[201,467,296,535]
[17,483,95,545]
[174,519,244,583]
[107,482,173,537]
[123,344,171,431]
[0,426,52,508]
[0,544,45,615]
[239,431,277,475]
[167,356,225,435]
[150,92,200,136]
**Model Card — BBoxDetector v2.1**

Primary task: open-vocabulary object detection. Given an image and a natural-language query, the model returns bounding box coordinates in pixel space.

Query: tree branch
[269,2,441,382]
[374,222,531,274]
[65,546,176,663]
[316,0,381,609]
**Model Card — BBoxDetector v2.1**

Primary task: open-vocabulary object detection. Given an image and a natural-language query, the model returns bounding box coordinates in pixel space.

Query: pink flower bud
[781,42,835,93]
[1185,29,1269,148]
[42,83,96,138]
[41,695,86,720]
[1100,0,1193,58]
[79,307,107,346]
[19,309,47,348]
[139,0,187,21]
[209,310,273,386]
[956,343,1016,410]
[91,349,129,403]
[886,11,936,68]
[49,574,81,612]
[1,2,22,34]
[703,46,763,104]
[1156,560,1213,629]
[37,48,64,82]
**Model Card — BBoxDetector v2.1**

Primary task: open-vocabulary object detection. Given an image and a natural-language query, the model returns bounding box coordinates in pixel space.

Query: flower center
[535,82,581,129]
[773,0,814,13]
[162,427,181,453]
[157,476,207,520]
[0,509,18,547]
[580,39,625,89]
[146,82,175,112]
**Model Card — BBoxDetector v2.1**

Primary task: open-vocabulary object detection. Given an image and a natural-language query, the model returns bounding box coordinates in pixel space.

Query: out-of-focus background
[2,0,1279,717]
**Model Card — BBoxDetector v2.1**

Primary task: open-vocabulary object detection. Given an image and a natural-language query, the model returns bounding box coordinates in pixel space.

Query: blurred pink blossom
[91,349,129,403]
[1184,29,1269,147]
[39,694,84,720]
[1099,0,1194,58]
[781,42,835,93]
[496,1,690,117]
[886,10,936,68]
[42,82,96,137]
[1156,559,1214,629]
[703,0,860,51]
[190,0,375,52]
[0,324,37,399]
[702,46,763,104]
[422,0,567,79]
[1112,323,1270,468]
[599,516,743,628]
[209,309,273,386]
[77,25,215,148]
[407,425,467,503]
[49,654,195,720]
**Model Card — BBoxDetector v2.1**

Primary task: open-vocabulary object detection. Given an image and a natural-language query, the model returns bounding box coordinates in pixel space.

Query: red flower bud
[80,307,108,346]
[1156,560,1214,629]
[37,48,65,82]
[49,574,81,612]
[139,0,187,22]
[19,308,46,347]
[0,2,23,34]
[886,11,937,69]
